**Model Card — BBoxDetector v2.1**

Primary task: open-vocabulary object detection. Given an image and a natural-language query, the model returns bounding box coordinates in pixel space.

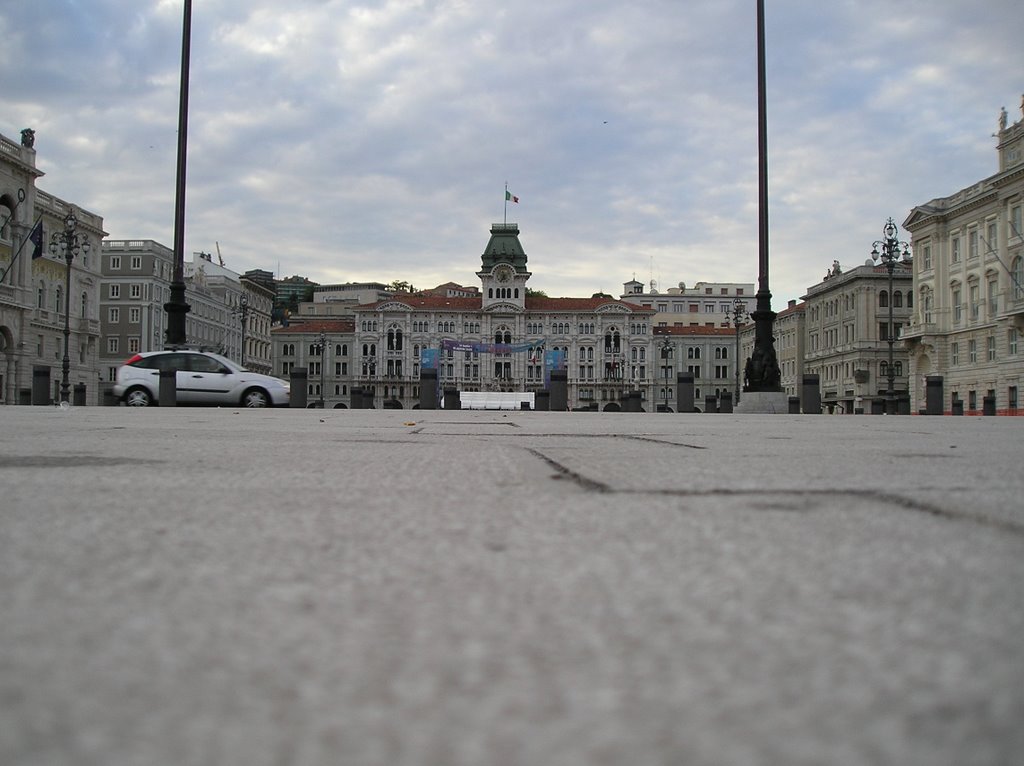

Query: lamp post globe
[48,209,90,404]
[871,217,911,414]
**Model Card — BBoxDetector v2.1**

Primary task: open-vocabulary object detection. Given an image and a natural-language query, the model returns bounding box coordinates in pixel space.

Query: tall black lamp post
[49,209,91,404]
[871,217,911,414]
[660,337,673,412]
[728,300,747,403]
[745,0,782,394]
[164,0,192,346]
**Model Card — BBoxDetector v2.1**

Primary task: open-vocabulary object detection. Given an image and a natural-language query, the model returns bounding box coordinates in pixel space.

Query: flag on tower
[505,190,519,204]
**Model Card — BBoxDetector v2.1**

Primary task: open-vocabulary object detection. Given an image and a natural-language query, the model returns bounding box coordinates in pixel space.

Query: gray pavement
[1,407,1022,766]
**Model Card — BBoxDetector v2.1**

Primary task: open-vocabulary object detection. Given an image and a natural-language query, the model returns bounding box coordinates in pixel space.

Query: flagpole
[0,215,44,286]
[504,182,508,225]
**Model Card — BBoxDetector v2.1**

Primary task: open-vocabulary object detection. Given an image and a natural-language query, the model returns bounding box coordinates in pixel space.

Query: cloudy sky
[2,0,1022,303]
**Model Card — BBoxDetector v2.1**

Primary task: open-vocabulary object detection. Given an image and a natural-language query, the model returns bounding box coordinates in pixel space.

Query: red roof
[653,325,736,337]
[357,295,653,314]
[272,318,355,334]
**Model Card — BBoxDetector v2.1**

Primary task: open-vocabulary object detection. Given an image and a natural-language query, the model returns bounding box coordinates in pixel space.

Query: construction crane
[216,241,224,267]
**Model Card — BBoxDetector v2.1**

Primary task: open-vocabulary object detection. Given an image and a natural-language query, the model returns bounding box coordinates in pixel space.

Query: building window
[879,290,888,308]
[1010,386,1018,411]
[129,284,141,299]
[969,229,979,259]
[1010,328,1019,355]
[109,284,120,299]
[987,335,996,361]
[128,337,140,353]
[969,339,977,363]
[129,307,141,323]
[109,307,120,323]
[986,221,997,254]
[950,342,959,366]
[951,236,961,263]
[109,255,121,270]
[922,244,932,270]
[951,285,962,323]
[969,283,980,319]
[107,337,119,354]
[1014,257,1024,300]
[130,255,142,270]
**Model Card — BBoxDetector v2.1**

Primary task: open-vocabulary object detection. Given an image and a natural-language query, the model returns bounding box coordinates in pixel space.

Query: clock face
[495,266,512,283]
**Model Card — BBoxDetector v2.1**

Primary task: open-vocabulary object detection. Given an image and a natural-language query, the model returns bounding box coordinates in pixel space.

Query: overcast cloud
[2,0,1022,302]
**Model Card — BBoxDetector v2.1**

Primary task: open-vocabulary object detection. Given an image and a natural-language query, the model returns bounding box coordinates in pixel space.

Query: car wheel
[124,387,153,407]
[242,388,270,408]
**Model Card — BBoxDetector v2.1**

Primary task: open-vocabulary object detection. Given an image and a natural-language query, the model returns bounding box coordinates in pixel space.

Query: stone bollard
[719,391,733,413]
[925,376,944,415]
[676,372,695,413]
[951,398,964,416]
[550,370,568,411]
[535,390,550,411]
[159,367,177,407]
[289,368,308,408]
[704,394,717,413]
[626,390,643,412]
[73,383,87,407]
[32,367,51,405]
[419,369,438,409]
[443,387,461,410]
[801,374,821,414]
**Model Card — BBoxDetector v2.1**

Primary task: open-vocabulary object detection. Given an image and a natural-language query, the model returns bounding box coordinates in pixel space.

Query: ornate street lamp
[727,300,748,404]
[237,293,249,366]
[49,209,91,404]
[871,217,911,414]
[316,331,328,408]
[660,337,673,412]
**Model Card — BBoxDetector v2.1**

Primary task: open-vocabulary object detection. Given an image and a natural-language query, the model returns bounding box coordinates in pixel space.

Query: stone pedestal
[734,391,792,414]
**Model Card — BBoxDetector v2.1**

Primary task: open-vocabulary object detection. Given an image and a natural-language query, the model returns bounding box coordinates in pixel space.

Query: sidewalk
[1,408,1022,765]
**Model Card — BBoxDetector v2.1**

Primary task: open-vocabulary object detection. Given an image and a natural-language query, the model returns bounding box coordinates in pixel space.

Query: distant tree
[526,287,548,298]
[591,291,613,299]
[387,279,416,293]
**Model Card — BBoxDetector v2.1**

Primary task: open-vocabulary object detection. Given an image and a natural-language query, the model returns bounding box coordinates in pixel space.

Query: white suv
[114,350,290,408]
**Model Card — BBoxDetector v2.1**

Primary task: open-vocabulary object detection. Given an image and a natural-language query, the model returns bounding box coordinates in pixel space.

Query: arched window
[38,281,45,309]
[1014,257,1024,300]
[893,291,903,308]
[879,290,889,308]
[81,292,88,318]
[55,285,62,315]
[894,361,903,377]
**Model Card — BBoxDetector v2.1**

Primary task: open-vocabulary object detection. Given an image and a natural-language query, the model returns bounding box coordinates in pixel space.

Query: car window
[186,354,228,374]
[154,353,189,372]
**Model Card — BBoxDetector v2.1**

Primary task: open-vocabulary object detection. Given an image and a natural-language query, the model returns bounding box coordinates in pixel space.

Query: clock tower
[478,223,531,311]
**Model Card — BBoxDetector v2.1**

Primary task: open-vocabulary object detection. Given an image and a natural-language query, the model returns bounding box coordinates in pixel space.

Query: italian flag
[506,190,519,203]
